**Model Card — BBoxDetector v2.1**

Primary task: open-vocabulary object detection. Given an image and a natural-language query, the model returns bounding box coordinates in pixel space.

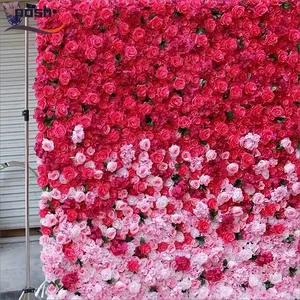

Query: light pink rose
[252,193,265,204]
[226,163,239,175]
[284,207,298,219]
[48,170,60,180]
[206,149,217,161]
[169,145,180,158]
[190,180,200,189]
[107,228,116,239]
[139,138,151,151]
[107,161,118,172]
[42,138,54,152]
[74,152,86,165]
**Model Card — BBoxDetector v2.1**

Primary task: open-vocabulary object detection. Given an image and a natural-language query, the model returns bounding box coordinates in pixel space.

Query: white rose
[249,274,260,287]
[101,268,112,281]
[156,196,168,209]
[128,282,141,294]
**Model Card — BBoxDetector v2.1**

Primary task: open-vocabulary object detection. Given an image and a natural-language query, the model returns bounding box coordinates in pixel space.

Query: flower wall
[34,0,300,299]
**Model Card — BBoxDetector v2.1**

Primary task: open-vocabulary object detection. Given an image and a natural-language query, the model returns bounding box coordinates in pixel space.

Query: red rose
[232,6,245,18]
[98,183,110,197]
[206,267,222,282]
[198,219,210,233]
[230,86,242,99]
[150,16,163,30]
[151,151,164,164]
[254,4,268,17]
[64,247,76,261]
[215,80,228,94]
[241,153,255,168]
[140,243,151,255]
[204,19,216,32]
[39,209,49,218]
[100,8,113,20]
[256,251,273,266]
[199,129,211,141]
[174,78,186,90]
[127,259,140,272]
[65,41,78,53]
[67,88,80,100]
[67,209,78,222]
[125,46,137,60]
[270,106,284,119]
[195,34,208,47]
[85,47,97,61]
[244,82,257,95]
[52,124,66,138]
[62,167,77,182]
[207,198,217,209]
[133,27,146,41]
[220,13,232,26]
[261,204,277,217]
[175,256,190,271]
[165,25,178,37]
[91,35,103,48]
[62,272,78,291]
[221,231,235,243]
[127,116,140,129]
[178,164,189,177]
[86,93,100,105]
[288,29,300,42]
[157,242,169,252]
[272,224,285,235]
[41,226,52,236]
[37,176,48,187]
[155,66,168,80]
[103,82,116,95]
[111,240,128,256]
[59,69,71,85]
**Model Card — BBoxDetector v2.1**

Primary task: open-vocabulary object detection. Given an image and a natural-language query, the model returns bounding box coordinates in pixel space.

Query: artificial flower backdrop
[34,0,300,299]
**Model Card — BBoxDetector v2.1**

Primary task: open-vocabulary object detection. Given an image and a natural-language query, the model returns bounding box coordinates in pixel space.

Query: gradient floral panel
[34,0,300,299]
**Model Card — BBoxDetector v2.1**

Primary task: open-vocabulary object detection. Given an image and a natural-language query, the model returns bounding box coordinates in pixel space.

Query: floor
[0,237,45,299]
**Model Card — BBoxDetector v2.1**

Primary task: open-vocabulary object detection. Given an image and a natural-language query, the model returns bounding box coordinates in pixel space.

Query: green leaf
[145,115,154,126]
[178,127,190,135]
[225,111,234,121]
[211,8,223,19]
[275,117,285,123]
[237,37,244,49]
[199,78,207,87]
[171,174,181,184]
[150,12,156,19]
[209,209,218,220]
[269,53,278,61]
[279,179,287,186]
[76,259,83,267]
[139,212,148,220]
[82,104,90,112]
[198,271,206,285]
[159,40,167,49]
[115,53,122,62]
[223,259,229,271]
[264,280,274,290]
[276,143,284,151]
[102,236,109,243]
[250,255,258,261]
[106,278,115,284]
[196,28,206,34]
[234,179,243,188]
[125,236,134,242]
[44,116,53,128]
[289,267,297,277]
[150,286,158,292]
[140,237,146,244]
[195,236,205,246]
[297,141,300,151]
[281,1,291,9]
[174,11,183,18]
[235,232,243,240]
[284,235,295,243]
[140,16,146,24]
